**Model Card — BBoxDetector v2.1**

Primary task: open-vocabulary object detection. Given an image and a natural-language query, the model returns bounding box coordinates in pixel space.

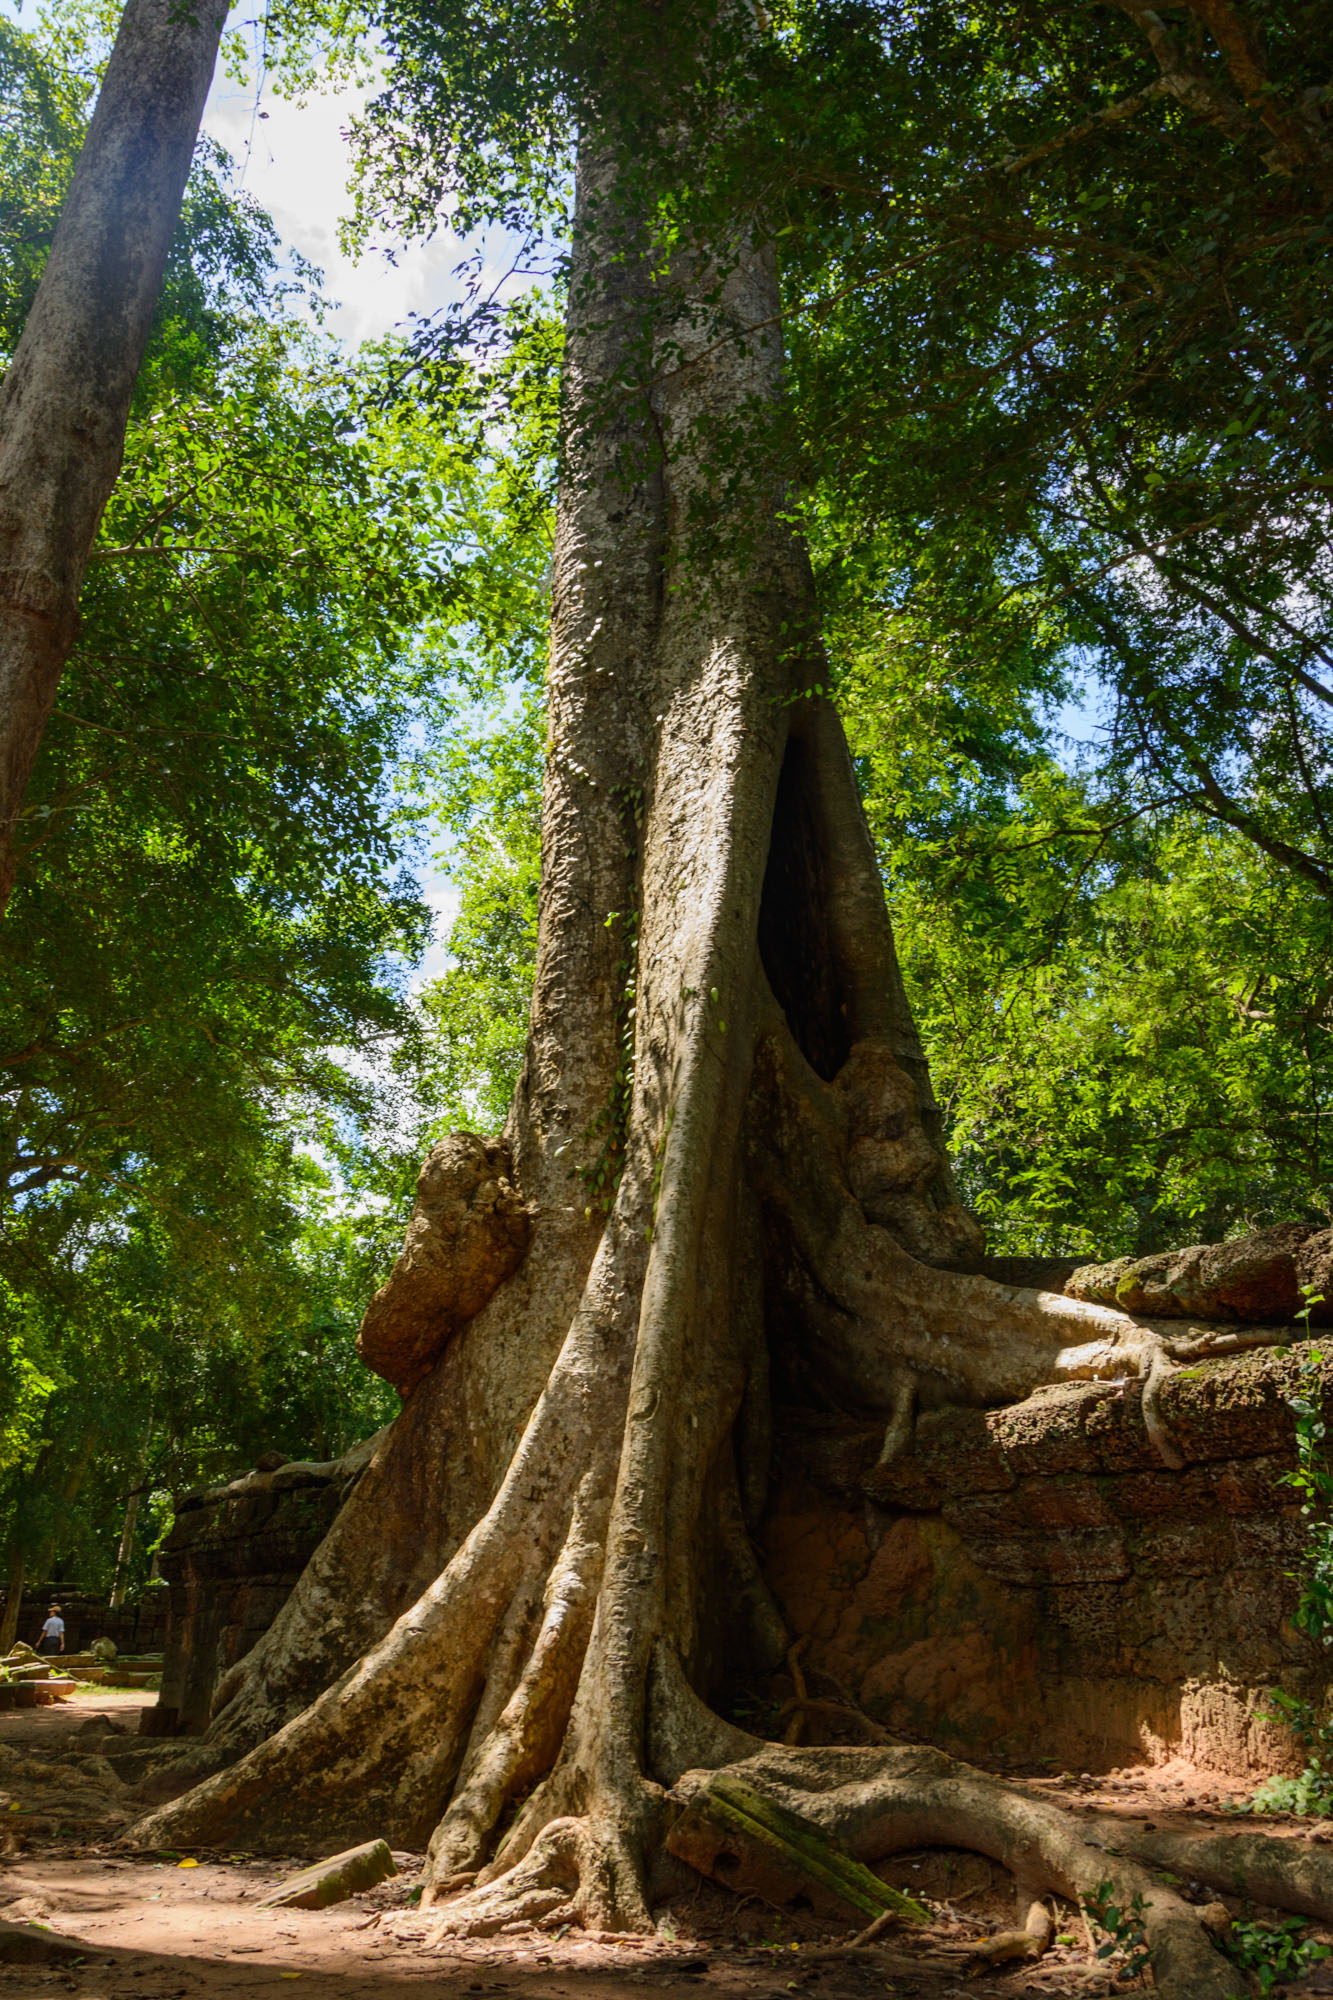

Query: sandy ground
[1,1697,1332,1999]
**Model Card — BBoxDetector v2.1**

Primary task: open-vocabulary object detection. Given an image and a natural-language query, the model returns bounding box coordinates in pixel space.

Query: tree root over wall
[126,112,1313,2000]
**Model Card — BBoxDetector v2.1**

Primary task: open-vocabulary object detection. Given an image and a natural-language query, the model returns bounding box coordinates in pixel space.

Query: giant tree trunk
[131,126,1308,1997]
[0,0,227,915]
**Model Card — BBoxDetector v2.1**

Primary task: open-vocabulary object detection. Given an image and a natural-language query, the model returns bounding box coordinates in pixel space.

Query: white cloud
[202,63,468,345]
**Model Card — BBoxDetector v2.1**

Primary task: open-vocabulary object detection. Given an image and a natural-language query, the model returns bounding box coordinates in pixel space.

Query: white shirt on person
[40,1617,63,1641]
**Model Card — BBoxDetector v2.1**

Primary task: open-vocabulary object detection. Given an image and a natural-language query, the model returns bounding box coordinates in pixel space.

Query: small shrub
[1082,1880,1151,1984]
[1234,1691,1333,1817]
[1220,1915,1329,1994]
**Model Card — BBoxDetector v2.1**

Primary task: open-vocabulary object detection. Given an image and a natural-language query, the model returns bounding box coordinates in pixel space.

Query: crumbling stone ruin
[770,1342,1328,1775]
[151,1438,378,1735]
[149,1222,1333,1785]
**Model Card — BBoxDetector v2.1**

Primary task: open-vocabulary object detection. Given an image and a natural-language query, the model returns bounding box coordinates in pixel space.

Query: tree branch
[6,1158,85,1198]
[1110,0,1254,140]
[1179,0,1323,169]
[998,78,1171,176]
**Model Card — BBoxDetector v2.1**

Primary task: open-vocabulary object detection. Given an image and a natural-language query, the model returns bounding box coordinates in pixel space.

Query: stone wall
[762,1344,1332,1776]
[150,1440,378,1735]
[145,1347,1331,1776]
[0,1587,168,1656]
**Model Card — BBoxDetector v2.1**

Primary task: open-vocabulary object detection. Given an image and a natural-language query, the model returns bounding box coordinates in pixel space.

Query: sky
[201,41,463,348]
[203,38,473,983]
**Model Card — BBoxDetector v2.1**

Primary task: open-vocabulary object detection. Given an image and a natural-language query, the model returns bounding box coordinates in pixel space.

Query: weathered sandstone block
[151,1434,381,1735]
[356,1133,530,1394]
[764,1345,1333,1777]
[1068,1223,1333,1323]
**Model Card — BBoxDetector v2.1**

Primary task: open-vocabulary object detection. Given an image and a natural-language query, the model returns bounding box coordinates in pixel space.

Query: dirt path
[1,1702,1331,1998]
[0,1689,150,1745]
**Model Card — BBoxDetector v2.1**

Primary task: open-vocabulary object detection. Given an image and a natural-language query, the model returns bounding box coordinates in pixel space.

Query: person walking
[36,1605,64,1655]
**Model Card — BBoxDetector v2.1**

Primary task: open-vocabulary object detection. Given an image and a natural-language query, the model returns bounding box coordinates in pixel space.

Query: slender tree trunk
[0,1548,25,1656]
[129,107,1305,2000]
[0,0,228,914]
[110,1485,143,1611]
[110,1419,153,1610]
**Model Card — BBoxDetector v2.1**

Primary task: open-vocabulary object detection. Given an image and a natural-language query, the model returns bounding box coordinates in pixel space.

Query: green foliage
[411,303,556,1136]
[759,0,1333,1255]
[419,806,540,1135]
[1281,1317,1333,1645]
[760,0,1333,907]
[1239,1676,1333,1818]
[858,715,1333,1255]
[1236,1320,1333,1817]
[0,2,549,1593]
[1221,1915,1330,1994]
[3,327,437,1239]
[0,1287,57,1479]
[0,15,79,331]
[1082,1880,1151,1984]
[0,1199,397,1597]
[1,9,449,1271]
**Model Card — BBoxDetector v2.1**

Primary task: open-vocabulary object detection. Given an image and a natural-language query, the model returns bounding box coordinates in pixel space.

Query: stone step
[33,1679,75,1703]
[0,1676,76,1706]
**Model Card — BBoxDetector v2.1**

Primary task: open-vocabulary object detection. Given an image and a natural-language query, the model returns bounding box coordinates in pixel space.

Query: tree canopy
[340,0,1333,1255]
[0,0,552,1593]
[5,0,1333,1594]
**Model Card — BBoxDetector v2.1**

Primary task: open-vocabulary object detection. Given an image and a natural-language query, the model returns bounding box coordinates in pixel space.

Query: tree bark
[0,1548,25,1657]
[0,0,228,914]
[128,103,1302,1999]
[109,1484,143,1611]
[109,1419,154,1611]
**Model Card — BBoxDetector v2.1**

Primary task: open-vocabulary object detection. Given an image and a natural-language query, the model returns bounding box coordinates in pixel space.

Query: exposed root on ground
[426,1817,587,1936]
[421,1738,1333,1998]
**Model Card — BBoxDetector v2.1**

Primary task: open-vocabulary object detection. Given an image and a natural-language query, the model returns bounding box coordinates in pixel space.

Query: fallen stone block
[33,1678,76,1703]
[258,1837,398,1910]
